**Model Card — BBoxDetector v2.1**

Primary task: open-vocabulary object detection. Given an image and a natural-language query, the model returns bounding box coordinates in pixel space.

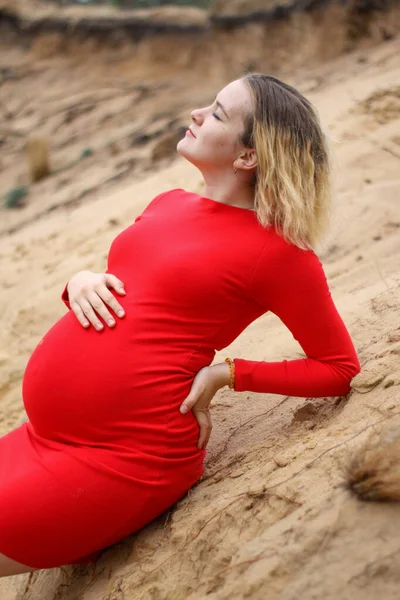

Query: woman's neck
[202,175,255,211]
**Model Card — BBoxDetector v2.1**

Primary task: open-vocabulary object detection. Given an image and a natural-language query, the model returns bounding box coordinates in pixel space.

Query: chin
[176,139,210,174]
[177,140,196,164]
[176,137,188,154]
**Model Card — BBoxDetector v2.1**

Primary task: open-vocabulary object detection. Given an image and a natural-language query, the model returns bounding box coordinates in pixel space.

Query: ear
[235,148,257,172]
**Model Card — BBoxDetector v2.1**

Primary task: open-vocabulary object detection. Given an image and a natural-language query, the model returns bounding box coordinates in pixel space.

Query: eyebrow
[216,98,229,119]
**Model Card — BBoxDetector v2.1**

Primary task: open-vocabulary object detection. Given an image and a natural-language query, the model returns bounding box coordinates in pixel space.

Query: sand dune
[0,2,399,598]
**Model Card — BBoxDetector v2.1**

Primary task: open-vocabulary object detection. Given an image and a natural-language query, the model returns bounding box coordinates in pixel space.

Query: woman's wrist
[209,362,231,390]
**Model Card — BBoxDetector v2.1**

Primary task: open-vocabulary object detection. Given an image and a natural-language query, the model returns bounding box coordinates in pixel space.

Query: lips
[187,128,196,138]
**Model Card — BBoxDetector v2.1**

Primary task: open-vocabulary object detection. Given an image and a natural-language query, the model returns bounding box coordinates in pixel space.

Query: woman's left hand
[180,363,230,450]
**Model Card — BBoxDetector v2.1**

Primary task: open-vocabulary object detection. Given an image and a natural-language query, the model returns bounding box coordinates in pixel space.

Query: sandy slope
[0,20,399,600]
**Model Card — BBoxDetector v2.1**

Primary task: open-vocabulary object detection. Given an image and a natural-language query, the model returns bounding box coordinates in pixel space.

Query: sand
[0,2,399,599]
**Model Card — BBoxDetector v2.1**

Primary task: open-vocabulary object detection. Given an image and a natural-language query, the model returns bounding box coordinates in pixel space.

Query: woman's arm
[233,241,360,397]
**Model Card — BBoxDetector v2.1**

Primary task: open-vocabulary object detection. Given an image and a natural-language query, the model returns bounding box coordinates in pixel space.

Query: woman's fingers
[179,367,214,448]
[70,286,126,331]
[69,301,90,328]
[203,409,213,449]
[96,286,126,321]
[74,296,106,330]
[67,271,126,329]
[105,274,126,296]
[194,408,212,449]
[180,378,205,414]
[84,290,120,328]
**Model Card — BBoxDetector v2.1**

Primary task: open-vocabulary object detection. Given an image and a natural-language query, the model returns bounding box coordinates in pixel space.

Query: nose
[191,108,203,125]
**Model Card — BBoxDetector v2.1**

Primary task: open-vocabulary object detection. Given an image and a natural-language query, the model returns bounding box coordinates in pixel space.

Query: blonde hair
[241,74,332,249]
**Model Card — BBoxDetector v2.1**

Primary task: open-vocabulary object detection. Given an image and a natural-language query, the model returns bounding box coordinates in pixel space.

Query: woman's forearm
[209,362,231,390]
[233,355,360,398]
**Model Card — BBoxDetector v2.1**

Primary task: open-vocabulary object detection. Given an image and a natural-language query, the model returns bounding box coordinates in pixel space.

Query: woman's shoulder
[258,228,322,273]
[262,226,316,253]
[135,188,182,220]
[149,188,187,208]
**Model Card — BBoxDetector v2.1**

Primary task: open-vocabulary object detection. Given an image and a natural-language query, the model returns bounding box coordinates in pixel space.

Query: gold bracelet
[224,357,236,390]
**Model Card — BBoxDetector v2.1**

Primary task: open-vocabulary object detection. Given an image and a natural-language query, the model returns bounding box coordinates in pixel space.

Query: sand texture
[0,1,399,598]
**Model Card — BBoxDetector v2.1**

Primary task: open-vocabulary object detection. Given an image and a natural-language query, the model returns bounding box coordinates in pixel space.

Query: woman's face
[177,79,253,173]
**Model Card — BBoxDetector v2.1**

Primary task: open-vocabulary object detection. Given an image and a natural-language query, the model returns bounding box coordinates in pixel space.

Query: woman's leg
[0,553,38,577]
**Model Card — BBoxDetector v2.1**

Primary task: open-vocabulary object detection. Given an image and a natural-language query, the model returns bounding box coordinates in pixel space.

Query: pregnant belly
[22,312,194,448]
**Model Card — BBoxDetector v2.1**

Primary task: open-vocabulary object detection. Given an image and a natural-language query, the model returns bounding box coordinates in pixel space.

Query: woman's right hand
[67,270,126,331]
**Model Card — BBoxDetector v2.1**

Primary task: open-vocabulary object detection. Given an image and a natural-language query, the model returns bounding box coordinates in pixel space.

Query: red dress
[0,189,360,568]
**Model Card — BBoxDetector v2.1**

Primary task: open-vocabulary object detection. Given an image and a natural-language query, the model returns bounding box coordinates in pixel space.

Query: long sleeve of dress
[233,241,361,398]
[61,284,71,309]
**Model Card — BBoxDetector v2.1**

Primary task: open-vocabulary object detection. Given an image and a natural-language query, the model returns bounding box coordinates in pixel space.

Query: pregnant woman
[0,74,360,576]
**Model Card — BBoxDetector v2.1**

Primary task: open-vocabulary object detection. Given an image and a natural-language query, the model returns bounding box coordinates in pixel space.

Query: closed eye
[212,112,222,121]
